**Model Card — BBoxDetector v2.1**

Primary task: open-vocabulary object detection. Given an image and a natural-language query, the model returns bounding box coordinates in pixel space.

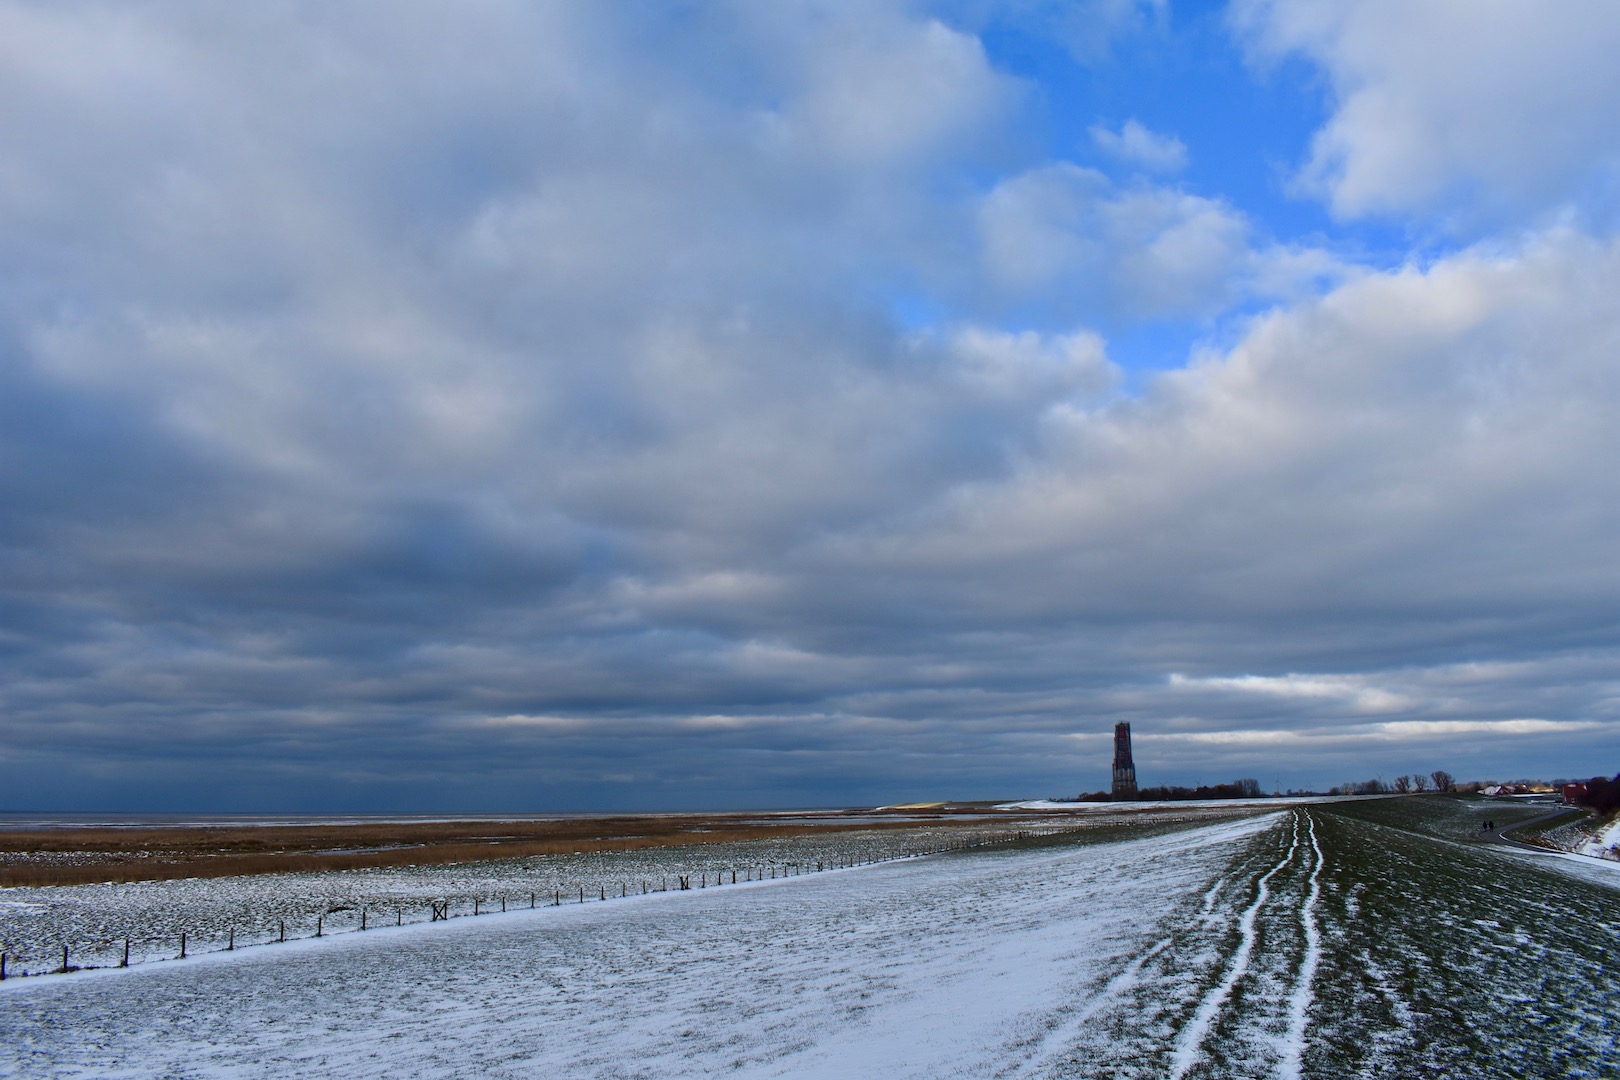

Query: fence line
[0,826,1067,980]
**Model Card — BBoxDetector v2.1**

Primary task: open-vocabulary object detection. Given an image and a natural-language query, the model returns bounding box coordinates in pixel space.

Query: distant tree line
[1331,770,1453,796]
[1078,778,1265,802]
[1576,773,1620,815]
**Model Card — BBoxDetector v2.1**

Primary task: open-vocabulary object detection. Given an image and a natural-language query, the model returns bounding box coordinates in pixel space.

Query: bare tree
[1413,773,1429,792]
[1431,770,1455,793]
[1394,774,1412,794]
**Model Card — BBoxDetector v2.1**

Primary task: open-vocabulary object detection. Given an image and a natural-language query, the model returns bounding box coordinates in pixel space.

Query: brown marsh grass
[0,813,982,887]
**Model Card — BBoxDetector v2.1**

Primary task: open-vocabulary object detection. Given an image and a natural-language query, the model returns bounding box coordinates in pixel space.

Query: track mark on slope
[999,937,1176,1078]
[1169,812,1300,1080]
[1278,810,1322,1080]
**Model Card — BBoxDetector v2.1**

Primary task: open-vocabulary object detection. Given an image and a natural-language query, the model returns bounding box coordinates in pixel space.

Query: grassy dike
[1304,795,1619,1078]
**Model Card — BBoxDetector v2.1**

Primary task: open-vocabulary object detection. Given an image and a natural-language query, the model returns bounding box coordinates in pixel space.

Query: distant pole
[228,928,235,951]
[121,940,129,968]
[279,921,285,942]
[179,933,186,959]
[1,952,6,980]
[62,945,69,972]
[361,909,367,931]
[316,916,322,938]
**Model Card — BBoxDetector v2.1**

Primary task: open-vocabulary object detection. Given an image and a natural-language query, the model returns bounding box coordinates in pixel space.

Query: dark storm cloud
[0,1,1616,810]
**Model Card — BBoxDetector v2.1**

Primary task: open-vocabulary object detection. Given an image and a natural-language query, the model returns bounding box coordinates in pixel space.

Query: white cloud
[976,163,1344,319]
[1169,673,1411,713]
[1090,118,1188,172]
[1232,0,1620,224]
[845,227,1620,633]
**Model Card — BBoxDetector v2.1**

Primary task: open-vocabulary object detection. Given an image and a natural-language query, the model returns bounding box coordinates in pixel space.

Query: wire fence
[1,827,1072,980]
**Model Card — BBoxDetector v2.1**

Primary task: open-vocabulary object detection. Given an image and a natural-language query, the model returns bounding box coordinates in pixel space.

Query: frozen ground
[3,800,1618,1078]
[0,812,1245,972]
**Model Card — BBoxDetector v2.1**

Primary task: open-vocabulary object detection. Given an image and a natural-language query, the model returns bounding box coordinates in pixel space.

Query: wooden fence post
[228,928,235,950]
[1,952,6,980]
[62,944,69,972]
[361,909,367,931]
[280,921,286,942]
[122,939,130,968]
[179,933,187,959]
[316,916,322,938]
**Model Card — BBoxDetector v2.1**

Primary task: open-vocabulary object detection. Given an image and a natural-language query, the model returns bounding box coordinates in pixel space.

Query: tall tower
[1111,722,1138,800]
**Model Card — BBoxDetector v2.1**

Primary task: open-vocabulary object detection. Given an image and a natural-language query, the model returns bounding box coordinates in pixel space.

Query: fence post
[502,897,507,912]
[555,890,561,906]
[280,921,286,942]
[579,886,584,904]
[316,917,322,938]
[530,892,536,909]
[228,928,235,951]
[397,907,403,926]
[122,939,130,968]
[474,898,480,915]
[598,885,604,901]
[361,909,367,931]
[180,933,187,959]
[1,952,6,980]
[62,944,69,973]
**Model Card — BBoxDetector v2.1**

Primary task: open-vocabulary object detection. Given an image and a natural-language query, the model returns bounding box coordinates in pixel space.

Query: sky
[2,0,1618,812]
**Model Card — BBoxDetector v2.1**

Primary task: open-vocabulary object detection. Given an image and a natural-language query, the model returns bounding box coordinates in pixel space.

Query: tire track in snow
[1169,812,1300,1080]
[1278,810,1323,1080]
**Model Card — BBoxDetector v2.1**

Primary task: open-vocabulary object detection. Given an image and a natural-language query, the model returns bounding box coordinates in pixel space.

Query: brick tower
[1111,722,1138,800]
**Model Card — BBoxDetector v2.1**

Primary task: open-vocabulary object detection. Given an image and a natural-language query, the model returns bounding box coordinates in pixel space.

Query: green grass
[1307,796,1620,1078]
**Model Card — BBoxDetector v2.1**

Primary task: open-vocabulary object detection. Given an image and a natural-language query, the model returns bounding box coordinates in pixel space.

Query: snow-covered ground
[3,805,1616,1078]
[1576,814,1620,860]
[2,813,1290,1077]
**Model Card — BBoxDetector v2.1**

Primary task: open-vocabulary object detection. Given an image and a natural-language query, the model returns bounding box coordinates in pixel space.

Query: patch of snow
[1,815,1281,1078]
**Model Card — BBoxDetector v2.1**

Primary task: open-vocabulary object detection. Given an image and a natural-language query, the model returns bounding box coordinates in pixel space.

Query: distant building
[1112,723,1138,800]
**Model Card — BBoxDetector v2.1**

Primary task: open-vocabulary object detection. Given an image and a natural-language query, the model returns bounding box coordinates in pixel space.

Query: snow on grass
[1577,814,1620,860]
[0,814,1280,1079]
[1169,811,1300,1079]
[4,800,1618,1079]
[1278,811,1322,1080]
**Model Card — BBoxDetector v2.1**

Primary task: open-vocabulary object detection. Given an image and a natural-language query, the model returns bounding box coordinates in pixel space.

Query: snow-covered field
[0,812,1245,974]
[3,801,1617,1078]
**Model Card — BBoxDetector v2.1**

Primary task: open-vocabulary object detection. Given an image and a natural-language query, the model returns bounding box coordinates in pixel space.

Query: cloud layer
[1,1,1616,810]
